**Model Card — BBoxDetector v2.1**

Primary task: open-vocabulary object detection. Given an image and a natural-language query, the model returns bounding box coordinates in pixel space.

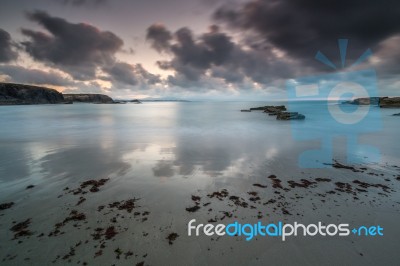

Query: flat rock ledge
[241,105,306,120]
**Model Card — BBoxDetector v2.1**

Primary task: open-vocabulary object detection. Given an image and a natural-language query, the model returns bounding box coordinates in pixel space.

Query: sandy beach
[0,102,399,265]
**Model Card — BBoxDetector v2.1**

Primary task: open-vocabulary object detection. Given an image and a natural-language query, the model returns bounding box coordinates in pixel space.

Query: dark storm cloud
[0,29,18,62]
[214,0,400,67]
[371,35,400,77]
[103,62,161,87]
[135,64,162,85]
[0,65,73,86]
[21,10,123,80]
[161,26,232,72]
[148,25,235,82]
[146,0,400,91]
[147,24,294,88]
[103,62,138,85]
[58,0,107,6]
[146,24,172,53]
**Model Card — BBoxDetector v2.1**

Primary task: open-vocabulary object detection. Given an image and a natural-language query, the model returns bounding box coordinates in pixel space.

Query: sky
[0,0,399,100]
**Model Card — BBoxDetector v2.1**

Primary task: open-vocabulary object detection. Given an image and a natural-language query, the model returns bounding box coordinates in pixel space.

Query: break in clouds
[20,11,159,89]
[0,0,400,96]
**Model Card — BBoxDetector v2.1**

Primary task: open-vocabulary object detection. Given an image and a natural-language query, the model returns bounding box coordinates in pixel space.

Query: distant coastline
[343,97,400,108]
[1,82,399,107]
[0,82,141,105]
[140,99,191,102]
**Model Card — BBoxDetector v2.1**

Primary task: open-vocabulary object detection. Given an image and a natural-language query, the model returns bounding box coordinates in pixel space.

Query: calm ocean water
[0,101,399,186]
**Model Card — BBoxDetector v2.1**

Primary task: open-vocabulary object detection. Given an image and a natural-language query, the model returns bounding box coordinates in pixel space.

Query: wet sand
[1,160,399,265]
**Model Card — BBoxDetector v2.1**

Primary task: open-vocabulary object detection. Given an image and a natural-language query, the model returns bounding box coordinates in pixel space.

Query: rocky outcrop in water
[276,112,306,120]
[63,94,114,104]
[244,105,305,120]
[263,106,287,115]
[249,105,286,112]
[0,83,65,105]
[242,105,286,113]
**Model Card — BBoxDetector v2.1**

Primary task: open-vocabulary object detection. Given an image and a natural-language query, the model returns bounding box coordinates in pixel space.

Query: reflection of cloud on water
[265,148,278,160]
[0,144,32,181]
[152,160,175,178]
[0,141,57,182]
[39,143,138,180]
[172,141,232,177]
[154,133,290,178]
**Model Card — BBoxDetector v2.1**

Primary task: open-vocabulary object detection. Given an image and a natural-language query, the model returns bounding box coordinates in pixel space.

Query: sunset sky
[0,0,399,100]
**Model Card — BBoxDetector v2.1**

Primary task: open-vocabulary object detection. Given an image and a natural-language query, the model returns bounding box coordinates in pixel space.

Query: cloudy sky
[0,0,399,100]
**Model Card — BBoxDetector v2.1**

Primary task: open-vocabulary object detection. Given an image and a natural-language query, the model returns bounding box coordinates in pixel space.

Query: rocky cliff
[379,97,400,108]
[345,97,400,108]
[0,83,65,105]
[348,97,381,105]
[63,94,114,103]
